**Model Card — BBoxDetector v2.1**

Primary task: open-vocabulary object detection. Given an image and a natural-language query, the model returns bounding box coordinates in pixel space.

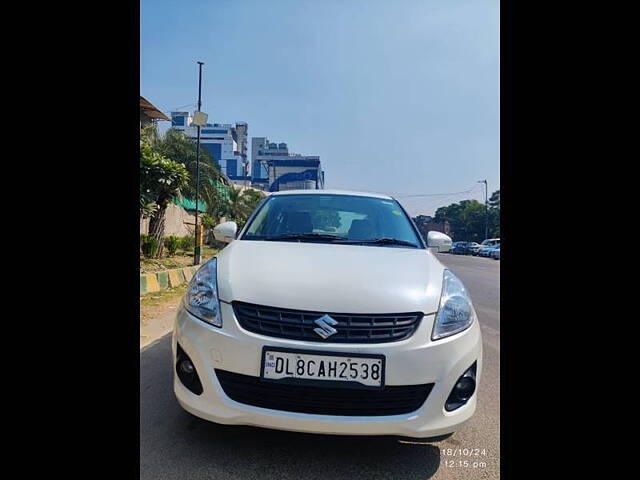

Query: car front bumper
[173,301,482,438]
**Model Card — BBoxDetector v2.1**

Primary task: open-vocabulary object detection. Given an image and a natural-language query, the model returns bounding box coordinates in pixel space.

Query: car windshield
[241,194,423,248]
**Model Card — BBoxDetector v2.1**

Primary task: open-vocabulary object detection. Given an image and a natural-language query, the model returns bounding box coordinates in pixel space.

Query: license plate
[261,347,385,388]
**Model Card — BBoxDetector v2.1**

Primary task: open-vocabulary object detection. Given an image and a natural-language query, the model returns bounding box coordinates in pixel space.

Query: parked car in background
[474,238,500,256]
[448,242,462,254]
[450,242,479,255]
[450,242,470,254]
[479,245,499,258]
[468,243,484,256]
[462,242,480,255]
[491,245,500,260]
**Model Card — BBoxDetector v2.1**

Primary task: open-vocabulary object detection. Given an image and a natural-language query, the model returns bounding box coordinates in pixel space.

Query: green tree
[207,187,231,225]
[216,186,266,232]
[140,199,158,219]
[151,127,224,217]
[488,189,500,208]
[434,200,487,242]
[488,189,500,238]
[432,190,501,241]
[227,186,250,225]
[140,129,189,257]
[242,189,264,214]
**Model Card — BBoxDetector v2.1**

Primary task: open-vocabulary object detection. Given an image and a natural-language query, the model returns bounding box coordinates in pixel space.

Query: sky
[141,0,499,216]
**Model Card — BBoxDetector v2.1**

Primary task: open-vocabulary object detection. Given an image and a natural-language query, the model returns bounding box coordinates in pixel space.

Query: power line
[402,191,481,206]
[157,103,198,114]
[391,183,481,199]
[399,185,485,216]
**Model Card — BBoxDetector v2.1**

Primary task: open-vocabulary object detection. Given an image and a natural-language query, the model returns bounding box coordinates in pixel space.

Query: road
[140,253,499,479]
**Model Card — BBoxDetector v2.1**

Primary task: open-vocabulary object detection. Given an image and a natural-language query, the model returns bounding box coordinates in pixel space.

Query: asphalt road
[140,253,500,480]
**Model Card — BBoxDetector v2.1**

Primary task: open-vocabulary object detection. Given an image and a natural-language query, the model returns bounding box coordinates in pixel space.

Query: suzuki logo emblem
[313,314,338,339]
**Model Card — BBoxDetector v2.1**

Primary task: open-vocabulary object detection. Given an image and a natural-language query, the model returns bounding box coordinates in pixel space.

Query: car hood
[216,240,445,314]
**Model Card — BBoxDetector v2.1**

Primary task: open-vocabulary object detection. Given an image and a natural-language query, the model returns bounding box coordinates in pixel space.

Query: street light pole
[478,179,488,240]
[194,61,204,266]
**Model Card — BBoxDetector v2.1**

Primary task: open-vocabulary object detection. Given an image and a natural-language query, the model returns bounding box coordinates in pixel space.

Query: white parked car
[173,190,482,440]
[491,245,501,260]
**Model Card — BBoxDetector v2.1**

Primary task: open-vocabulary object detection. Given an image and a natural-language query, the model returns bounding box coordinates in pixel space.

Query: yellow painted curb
[145,273,160,293]
[183,267,194,282]
[168,269,183,287]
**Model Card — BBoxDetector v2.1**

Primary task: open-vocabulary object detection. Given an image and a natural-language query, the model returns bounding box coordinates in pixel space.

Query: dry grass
[140,247,219,273]
[140,284,188,326]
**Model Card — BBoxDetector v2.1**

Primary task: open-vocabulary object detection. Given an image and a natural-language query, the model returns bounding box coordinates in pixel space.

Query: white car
[173,190,482,440]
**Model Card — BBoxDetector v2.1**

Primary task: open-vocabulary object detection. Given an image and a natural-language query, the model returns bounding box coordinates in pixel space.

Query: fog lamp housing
[445,362,477,411]
[176,343,203,395]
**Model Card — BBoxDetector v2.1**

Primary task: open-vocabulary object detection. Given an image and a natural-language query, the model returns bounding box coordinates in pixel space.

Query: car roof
[270,189,394,200]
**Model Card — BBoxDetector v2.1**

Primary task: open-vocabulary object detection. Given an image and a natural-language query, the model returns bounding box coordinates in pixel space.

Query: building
[413,215,451,240]
[251,137,324,192]
[141,106,239,237]
[170,112,250,186]
[140,96,170,128]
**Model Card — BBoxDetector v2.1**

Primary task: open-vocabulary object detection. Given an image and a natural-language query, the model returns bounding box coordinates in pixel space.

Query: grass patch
[140,283,188,306]
[140,247,220,273]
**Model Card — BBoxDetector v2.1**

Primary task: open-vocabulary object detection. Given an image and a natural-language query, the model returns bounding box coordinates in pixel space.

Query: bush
[179,234,195,252]
[140,234,159,258]
[164,236,180,256]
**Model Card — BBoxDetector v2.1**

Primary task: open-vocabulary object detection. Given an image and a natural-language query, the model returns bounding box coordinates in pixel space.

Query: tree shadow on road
[141,335,442,480]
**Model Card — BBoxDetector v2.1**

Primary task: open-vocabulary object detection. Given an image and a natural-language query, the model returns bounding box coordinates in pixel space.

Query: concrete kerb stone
[182,266,195,282]
[145,273,160,294]
[168,269,184,288]
[140,267,188,296]
[157,271,169,290]
[140,265,205,297]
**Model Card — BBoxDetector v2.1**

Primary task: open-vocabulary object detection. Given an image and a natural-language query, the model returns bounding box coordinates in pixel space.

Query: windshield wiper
[337,237,419,248]
[264,233,347,242]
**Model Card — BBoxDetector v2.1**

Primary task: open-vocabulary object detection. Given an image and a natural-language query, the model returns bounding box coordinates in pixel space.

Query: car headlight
[432,269,475,340]
[183,258,222,327]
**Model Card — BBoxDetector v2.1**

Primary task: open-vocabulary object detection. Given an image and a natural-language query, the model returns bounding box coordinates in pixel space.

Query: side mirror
[427,231,452,253]
[213,221,237,243]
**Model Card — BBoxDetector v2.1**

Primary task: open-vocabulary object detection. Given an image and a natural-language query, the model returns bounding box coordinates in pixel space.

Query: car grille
[232,302,423,343]
[215,369,434,416]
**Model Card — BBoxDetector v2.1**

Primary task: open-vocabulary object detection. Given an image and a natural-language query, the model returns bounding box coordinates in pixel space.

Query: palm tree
[227,186,249,222]
[152,128,224,217]
[222,186,267,231]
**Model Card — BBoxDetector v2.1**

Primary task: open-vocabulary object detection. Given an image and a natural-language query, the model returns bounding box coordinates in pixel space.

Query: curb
[140,265,198,296]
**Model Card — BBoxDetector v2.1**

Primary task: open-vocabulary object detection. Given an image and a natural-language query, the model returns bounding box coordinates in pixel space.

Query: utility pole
[273,163,278,191]
[478,179,488,240]
[194,61,204,265]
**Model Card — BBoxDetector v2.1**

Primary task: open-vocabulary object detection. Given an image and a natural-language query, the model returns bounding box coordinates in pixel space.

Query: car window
[242,194,423,248]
